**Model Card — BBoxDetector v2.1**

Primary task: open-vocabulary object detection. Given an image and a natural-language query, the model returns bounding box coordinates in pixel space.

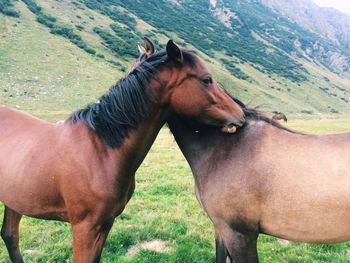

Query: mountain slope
[1,0,350,119]
[261,0,350,74]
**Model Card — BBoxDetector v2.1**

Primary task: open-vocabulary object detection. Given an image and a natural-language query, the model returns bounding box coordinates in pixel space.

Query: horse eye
[202,77,213,86]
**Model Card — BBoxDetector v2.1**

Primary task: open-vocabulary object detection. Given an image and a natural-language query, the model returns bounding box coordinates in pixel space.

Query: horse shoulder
[56,123,134,217]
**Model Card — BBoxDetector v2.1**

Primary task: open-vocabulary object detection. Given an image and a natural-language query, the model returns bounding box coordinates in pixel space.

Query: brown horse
[168,101,350,263]
[0,40,245,263]
[272,112,288,122]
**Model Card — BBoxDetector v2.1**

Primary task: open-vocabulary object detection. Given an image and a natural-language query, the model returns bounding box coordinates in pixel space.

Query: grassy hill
[1,0,350,120]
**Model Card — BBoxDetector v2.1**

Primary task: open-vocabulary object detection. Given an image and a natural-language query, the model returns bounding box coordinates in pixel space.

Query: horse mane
[228,94,302,134]
[68,49,197,148]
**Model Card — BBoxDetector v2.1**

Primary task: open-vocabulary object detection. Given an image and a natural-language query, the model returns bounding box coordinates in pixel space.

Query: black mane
[229,95,301,134]
[68,49,197,148]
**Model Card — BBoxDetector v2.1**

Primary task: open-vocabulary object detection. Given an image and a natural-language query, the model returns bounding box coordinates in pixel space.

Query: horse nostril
[229,119,244,128]
[238,116,246,127]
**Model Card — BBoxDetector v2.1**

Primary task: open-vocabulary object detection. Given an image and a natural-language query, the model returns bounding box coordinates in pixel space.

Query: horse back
[0,107,67,215]
[0,107,56,161]
[0,106,52,132]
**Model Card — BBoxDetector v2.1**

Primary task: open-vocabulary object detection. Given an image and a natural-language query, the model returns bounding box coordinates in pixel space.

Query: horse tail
[215,238,231,263]
[283,114,288,122]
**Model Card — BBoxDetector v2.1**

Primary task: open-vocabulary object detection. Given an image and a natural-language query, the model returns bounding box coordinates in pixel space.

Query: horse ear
[137,44,146,55]
[143,36,155,57]
[166,40,183,64]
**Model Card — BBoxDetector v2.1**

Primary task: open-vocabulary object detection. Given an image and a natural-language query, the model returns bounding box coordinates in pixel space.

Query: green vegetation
[93,24,141,58]
[220,58,250,80]
[84,0,136,29]
[1,0,350,116]
[21,0,96,55]
[0,0,20,17]
[82,0,308,82]
[0,3,122,119]
[288,118,350,133]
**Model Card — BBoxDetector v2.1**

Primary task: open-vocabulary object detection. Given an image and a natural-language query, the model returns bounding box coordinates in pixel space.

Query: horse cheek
[170,88,203,117]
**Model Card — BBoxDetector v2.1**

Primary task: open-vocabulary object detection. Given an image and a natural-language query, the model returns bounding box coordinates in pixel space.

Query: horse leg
[71,220,114,263]
[1,206,24,263]
[215,225,259,263]
[215,231,229,263]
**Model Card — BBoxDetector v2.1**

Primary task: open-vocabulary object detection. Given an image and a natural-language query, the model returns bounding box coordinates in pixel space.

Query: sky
[313,0,350,15]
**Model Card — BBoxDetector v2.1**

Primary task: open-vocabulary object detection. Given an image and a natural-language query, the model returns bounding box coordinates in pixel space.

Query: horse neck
[115,105,169,174]
[67,72,171,181]
[168,116,219,169]
[168,118,266,182]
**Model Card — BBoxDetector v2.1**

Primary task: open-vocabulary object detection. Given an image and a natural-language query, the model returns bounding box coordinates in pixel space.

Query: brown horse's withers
[0,40,245,263]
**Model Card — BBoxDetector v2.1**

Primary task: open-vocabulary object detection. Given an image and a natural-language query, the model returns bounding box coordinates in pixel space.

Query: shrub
[22,0,96,57]
[93,26,140,58]
[220,58,250,80]
[84,47,96,55]
[330,108,339,114]
[0,0,20,17]
[76,25,84,31]
[301,110,313,114]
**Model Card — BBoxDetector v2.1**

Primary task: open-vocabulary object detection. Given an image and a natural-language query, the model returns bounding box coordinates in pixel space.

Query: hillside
[262,0,350,74]
[1,0,350,120]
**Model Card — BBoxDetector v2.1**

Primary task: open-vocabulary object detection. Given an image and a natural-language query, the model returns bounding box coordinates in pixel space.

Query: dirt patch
[277,238,290,246]
[126,239,171,257]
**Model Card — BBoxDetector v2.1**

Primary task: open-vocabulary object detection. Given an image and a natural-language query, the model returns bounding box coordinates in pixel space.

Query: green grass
[0,1,122,120]
[0,121,350,262]
[287,118,350,134]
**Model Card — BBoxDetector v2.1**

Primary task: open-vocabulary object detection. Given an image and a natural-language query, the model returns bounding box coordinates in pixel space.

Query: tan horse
[136,38,350,262]
[168,98,350,263]
[0,40,245,263]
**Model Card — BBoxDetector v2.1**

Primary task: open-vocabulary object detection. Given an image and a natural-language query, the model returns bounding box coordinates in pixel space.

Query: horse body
[0,107,134,221]
[0,40,245,263]
[257,126,350,243]
[0,107,65,218]
[0,106,157,262]
[168,113,350,262]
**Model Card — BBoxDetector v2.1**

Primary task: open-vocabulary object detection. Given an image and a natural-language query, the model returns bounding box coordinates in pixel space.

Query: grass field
[0,118,350,262]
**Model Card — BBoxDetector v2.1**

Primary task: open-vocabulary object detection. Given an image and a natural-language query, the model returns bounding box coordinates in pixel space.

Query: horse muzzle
[221,119,245,134]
